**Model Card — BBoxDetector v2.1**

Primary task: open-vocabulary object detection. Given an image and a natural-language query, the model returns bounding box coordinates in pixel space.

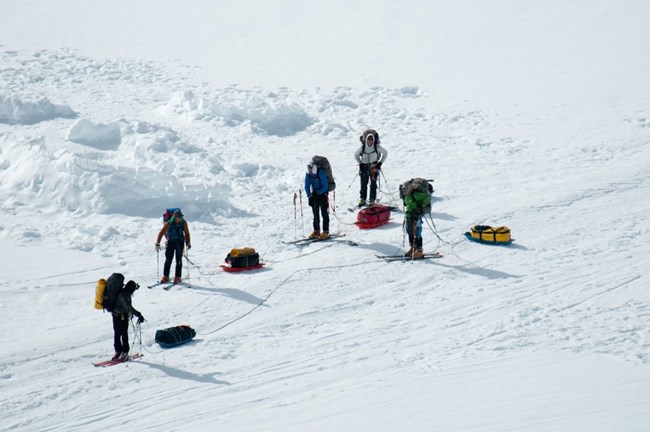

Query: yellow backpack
[94,278,107,309]
[466,225,512,244]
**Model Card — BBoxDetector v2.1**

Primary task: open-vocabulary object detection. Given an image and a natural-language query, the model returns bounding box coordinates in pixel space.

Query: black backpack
[311,155,336,192]
[102,273,125,312]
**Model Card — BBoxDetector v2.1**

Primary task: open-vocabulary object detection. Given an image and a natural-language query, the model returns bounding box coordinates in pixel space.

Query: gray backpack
[311,155,336,192]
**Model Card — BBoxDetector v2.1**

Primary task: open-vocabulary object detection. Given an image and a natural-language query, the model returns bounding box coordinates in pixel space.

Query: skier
[111,280,145,361]
[354,129,388,206]
[402,181,432,259]
[305,159,330,239]
[155,210,191,284]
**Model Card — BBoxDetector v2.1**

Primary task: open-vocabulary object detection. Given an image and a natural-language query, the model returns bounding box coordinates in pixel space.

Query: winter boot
[160,276,169,283]
[358,198,366,206]
[173,277,181,284]
[120,352,130,361]
[319,231,330,240]
[112,352,121,361]
[404,247,414,257]
[368,199,375,206]
[308,230,320,239]
[412,248,425,259]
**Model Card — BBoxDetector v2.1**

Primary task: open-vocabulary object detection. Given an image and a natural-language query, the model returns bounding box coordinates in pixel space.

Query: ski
[94,353,143,367]
[163,281,189,290]
[149,281,188,290]
[283,233,345,245]
[376,252,443,261]
[147,281,171,289]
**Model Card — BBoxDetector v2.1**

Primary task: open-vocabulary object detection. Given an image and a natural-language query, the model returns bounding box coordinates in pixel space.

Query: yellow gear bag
[468,225,512,244]
[94,278,107,310]
[229,247,256,257]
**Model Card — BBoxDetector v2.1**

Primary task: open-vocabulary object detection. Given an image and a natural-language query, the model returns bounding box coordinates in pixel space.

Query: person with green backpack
[400,178,433,259]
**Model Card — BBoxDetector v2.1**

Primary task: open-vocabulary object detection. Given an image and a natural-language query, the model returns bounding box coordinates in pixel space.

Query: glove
[137,315,145,324]
[376,162,382,169]
[186,243,191,250]
[155,243,161,252]
[308,195,315,207]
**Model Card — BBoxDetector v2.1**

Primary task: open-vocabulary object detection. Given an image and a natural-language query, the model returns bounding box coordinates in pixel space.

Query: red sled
[220,263,265,273]
[356,204,391,229]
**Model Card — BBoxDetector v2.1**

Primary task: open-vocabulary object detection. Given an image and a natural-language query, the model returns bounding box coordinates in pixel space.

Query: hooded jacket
[112,284,142,318]
[354,130,388,165]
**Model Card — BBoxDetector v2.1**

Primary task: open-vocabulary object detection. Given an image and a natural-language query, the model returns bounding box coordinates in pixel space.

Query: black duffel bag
[155,325,196,348]
[226,248,260,268]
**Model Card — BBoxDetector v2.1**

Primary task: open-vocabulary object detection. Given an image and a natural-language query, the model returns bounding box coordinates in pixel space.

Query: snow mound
[67,119,121,150]
[0,95,76,125]
[164,90,314,137]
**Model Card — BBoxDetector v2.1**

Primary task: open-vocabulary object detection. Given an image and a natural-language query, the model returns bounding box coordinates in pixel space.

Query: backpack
[163,208,185,241]
[102,273,125,312]
[94,278,107,310]
[400,178,434,215]
[358,129,381,156]
[311,155,336,192]
[163,208,181,224]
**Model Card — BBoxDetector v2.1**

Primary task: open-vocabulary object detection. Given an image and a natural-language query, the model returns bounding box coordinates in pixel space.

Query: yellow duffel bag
[467,225,512,244]
[229,247,256,257]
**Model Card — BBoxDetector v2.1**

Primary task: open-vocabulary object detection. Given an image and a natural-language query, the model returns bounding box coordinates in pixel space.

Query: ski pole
[293,192,298,238]
[379,169,400,208]
[299,190,305,237]
[185,248,191,283]
[347,172,359,189]
[156,248,160,280]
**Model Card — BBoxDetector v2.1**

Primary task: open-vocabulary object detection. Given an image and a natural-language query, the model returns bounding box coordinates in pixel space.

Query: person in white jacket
[353,129,388,206]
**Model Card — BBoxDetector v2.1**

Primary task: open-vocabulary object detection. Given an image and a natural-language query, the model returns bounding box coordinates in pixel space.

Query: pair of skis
[284,233,357,247]
[94,352,143,367]
[147,281,188,290]
[376,252,443,262]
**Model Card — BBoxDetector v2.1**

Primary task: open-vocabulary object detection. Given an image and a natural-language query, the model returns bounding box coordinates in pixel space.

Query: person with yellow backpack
[111,280,145,361]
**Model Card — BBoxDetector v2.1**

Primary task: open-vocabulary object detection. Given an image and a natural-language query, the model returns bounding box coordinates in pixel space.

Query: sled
[356,204,391,229]
[220,263,266,273]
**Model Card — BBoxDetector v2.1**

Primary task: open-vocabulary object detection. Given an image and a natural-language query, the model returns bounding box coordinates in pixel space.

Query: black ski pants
[113,314,130,354]
[359,166,378,201]
[164,239,184,278]
[311,193,329,232]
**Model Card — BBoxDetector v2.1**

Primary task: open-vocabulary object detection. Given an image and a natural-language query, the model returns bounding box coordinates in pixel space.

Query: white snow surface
[1,1,650,431]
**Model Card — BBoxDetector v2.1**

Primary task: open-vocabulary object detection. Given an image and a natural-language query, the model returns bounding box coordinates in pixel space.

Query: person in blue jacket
[304,159,330,239]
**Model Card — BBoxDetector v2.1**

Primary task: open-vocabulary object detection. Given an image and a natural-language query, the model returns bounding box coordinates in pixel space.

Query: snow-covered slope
[1,1,650,431]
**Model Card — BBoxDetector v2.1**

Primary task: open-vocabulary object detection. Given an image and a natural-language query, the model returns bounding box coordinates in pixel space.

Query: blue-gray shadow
[138,360,230,385]
[181,283,269,307]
